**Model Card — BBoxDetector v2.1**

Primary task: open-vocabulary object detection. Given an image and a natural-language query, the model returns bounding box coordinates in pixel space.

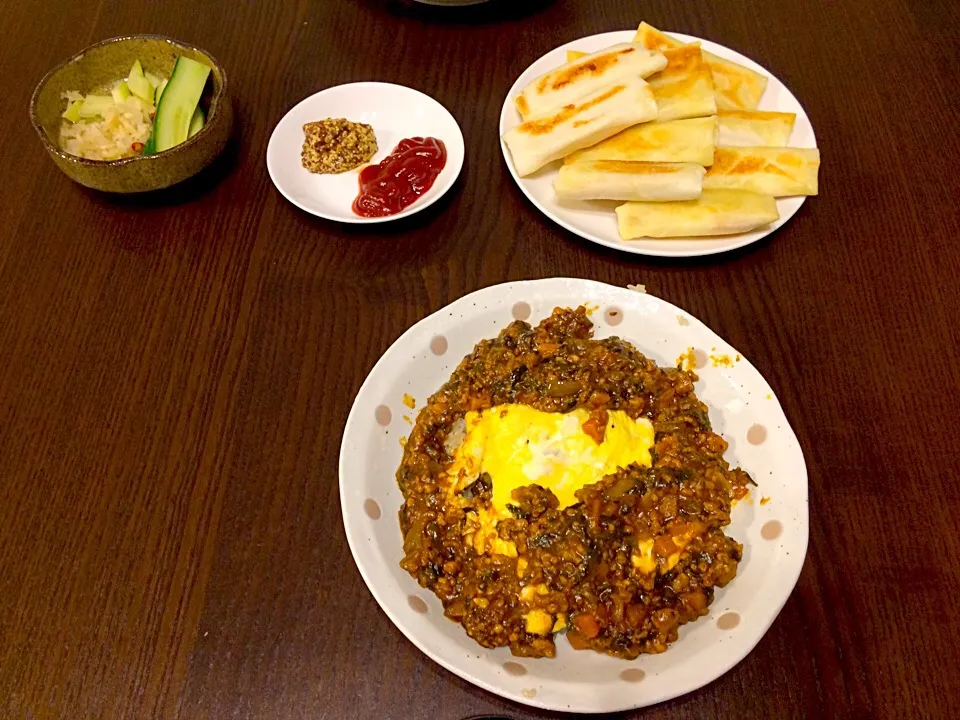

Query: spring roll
[616,190,780,239]
[555,160,705,201]
[503,76,659,177]
[515,43,667,121]
[647,46,717,121]
[703,146,820,196]
[718,109,796,146]
[565,46,716,121]
[633,21,768,110]
[564,116,718,167]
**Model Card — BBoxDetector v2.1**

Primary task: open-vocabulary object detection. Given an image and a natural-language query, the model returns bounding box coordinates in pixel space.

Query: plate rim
[498,31,818,257]
[266,80,465,224]
[339,278,810,713]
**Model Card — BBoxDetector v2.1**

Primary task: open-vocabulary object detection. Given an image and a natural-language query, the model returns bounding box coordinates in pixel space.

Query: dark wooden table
[2,0,959,718]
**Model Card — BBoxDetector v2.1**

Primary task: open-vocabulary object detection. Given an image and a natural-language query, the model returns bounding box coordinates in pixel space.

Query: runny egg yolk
[447,404,655,519]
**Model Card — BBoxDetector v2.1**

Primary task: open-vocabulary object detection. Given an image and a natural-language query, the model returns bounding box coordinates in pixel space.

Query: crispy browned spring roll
[503,77,659,177]
[555,161,704,202]
[564,116,717,167]
[515,43,667,121]
[633,21,768,110]
[718,110,796,146]
[616,189,779,239]
[646,45,717,121]
[565,46,716,121]
[703,146,820,196]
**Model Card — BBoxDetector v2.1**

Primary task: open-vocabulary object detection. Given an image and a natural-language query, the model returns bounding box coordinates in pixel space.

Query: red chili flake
[149,112,155,119]
[131,142,145,153]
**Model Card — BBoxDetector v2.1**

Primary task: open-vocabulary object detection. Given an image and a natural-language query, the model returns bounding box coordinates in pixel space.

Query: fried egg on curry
[445,404,655,557]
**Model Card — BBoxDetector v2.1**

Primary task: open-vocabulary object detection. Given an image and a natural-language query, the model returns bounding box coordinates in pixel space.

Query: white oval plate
[340,278,809,713]
[498,32,818,257]
[267,82,464,223]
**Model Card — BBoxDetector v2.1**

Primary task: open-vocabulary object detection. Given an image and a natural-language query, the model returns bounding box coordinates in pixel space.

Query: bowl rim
[29,33,228,168]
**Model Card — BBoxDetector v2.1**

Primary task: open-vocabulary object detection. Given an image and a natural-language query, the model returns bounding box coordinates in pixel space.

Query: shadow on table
[375,0,556,24]
[85,135,241,209]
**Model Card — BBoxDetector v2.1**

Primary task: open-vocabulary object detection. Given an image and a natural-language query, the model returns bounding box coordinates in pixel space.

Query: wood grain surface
[2,0,959,718]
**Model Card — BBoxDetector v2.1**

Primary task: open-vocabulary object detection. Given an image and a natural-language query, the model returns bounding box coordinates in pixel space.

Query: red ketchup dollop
[352,137,447,218]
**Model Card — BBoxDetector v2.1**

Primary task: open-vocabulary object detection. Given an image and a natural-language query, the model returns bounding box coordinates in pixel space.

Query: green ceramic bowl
[30,35,232,193]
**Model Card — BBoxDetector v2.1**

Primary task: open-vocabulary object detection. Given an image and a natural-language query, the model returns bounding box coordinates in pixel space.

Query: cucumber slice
[112,80,131,104]
[145,71,162,89]
[79,95,113,118]
[127,60,153,103]
[128,74,153,103]
[62,99,84,123]
[154,79,168,106]
[151,56,211,153]
[188,107,205,137]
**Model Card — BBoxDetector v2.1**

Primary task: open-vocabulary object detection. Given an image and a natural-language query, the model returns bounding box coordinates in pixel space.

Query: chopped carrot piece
[573,613,600,639]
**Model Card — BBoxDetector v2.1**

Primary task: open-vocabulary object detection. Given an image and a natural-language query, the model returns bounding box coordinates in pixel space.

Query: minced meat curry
[396,307,752,659]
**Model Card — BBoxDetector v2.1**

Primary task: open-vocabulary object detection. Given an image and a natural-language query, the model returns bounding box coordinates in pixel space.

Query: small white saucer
[267,82,464,223]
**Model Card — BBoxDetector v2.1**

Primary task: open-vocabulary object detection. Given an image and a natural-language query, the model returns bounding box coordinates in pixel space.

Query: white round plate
[267,82,464,223]
[340,278,809,713]
[498,32,818,257]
